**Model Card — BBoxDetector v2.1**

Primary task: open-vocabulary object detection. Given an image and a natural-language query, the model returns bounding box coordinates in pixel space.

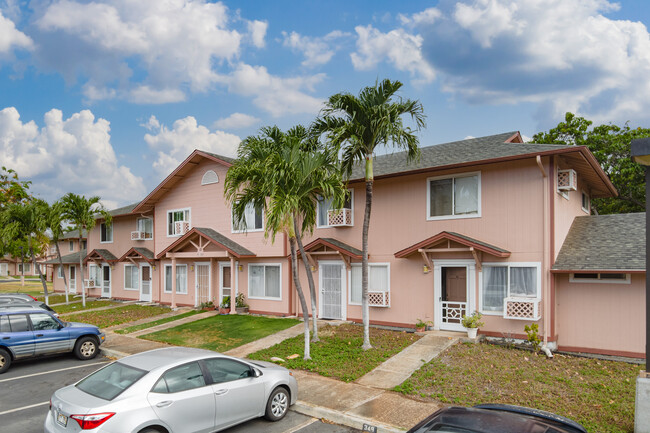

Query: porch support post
[171,256,177,309]
[230,255,237,314]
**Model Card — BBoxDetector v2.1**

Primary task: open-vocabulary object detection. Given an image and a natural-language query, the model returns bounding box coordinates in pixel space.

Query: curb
[100,347,130,359]
[291,401,405,433]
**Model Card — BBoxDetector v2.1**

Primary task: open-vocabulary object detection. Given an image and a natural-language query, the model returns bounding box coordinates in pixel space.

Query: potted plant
[461,311,484,339]
[219,296,231,315]
[235,293,249,314]
[415,318,431,332]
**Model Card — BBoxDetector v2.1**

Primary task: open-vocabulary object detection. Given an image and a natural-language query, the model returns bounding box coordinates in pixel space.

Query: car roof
[119,347,224,372]
[0,307,52,315]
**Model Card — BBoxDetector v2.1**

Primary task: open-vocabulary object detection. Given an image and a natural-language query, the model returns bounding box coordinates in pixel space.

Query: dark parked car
[0,300,59,317]
[0,309,105,373]
[0,293,38,303]
[408,404,587,433]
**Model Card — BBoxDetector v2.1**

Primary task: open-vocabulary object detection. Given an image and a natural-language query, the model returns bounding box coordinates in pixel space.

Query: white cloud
[0,107,146,207]
[247,20,268,48]
[129,86,186,104]
[399,7,441,26]
[144,115,241,176]
[213,112,260,130]
[0,11,32,55]
[351,25,435,84]
[282,30,350,67]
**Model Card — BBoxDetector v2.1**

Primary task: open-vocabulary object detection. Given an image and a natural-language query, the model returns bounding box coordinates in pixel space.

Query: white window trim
[231,204,264,234]
[247,263,282,301]
[57,266,64,279]
[569,273,631,284]
[167,208,191,237]
[581,190,590,214]
[163,264,188,294]
[18,263,32,273]
[426,171,481,221]
[479,262,542,316]
[124,264,140,291]
[347,262,390,306]
[136,217,154,239]
[69,241,74,252]
[317,189,354,228]
[100,222,113,244]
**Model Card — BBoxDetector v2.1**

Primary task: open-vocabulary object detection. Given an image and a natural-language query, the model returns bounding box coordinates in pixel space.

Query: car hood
[249,360,290,372]
[65,321,99,330]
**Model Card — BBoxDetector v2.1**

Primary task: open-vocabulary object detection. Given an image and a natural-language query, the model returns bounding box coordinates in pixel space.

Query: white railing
[368,291,390,307]
[327,208,352,227]
[441,301,467,325]
[558,169,577,191]
[503,297,541,320]
[174,221,190,235]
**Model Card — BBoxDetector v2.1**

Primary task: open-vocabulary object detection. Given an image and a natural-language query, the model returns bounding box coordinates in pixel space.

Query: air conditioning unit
[368,291,390,307]
[174,221,190,235]
[131,231,146,240]
[557,169,577,191]
[503,297,540,320]
[327,208,353,227]
[84,279,95,288]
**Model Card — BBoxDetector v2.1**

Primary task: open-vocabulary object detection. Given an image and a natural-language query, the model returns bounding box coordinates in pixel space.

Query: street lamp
[631,137,650,432]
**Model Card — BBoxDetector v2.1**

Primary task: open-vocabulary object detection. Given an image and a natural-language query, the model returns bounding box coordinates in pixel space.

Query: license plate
[56,411,68,427]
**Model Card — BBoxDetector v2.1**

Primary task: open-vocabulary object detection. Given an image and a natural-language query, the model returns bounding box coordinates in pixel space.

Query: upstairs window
[136,217,154,239]
[69,241,74,252]
[81,240,87,250]
[232,203,263,233]
[581,191,590,214]
[100,223,113,243]
[427,173,480,220]
[317,190,353,228]
[167,209,190,236]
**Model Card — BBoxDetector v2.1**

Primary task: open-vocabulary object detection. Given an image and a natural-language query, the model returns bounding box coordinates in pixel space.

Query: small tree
[45,201,71,304]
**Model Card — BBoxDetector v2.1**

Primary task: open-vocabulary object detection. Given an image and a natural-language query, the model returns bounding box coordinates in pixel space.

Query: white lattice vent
[503,297,540,320]
[174,221,190,235]
[369,291,390,307]
[327,208,353,227]
[558,169,577,191]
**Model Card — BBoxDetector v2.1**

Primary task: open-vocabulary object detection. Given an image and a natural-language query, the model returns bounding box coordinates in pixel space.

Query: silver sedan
[44,347,298,433]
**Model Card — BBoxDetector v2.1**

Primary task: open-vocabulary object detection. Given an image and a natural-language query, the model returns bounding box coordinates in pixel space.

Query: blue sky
[1,0,650,208]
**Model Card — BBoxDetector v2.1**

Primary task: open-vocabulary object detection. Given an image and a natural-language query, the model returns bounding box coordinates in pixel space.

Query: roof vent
[201,170,219,185]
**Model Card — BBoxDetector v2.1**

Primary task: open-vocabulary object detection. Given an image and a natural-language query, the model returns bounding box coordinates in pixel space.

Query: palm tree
[225,126,345,358]
[60,193,111,307]
[313,79,426,349]
[45,201,71,304]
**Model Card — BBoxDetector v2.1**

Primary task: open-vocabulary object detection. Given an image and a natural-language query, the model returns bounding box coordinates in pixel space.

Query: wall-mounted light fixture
[238,264,243,272]
[423,265,430,273]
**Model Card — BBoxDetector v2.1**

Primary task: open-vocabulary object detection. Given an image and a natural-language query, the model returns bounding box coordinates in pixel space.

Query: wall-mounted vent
[202,170,219,185]
[557,169,577,191]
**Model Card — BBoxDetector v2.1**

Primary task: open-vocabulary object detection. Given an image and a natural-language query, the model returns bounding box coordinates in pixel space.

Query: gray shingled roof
[201,150,235,165]
[553,213,645,271]
[43,250,87,264]
[133,247,155,260]
[60,230,87,240]
[91,249,119,262]
[108,202,140,216]
[193,227,255,257]
[320,238,362,257]
[349,132,573,180]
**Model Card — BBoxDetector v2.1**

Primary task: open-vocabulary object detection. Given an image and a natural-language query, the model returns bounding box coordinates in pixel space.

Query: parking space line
[286,417,318,433]
[0,360,109,383]
[0,401,49,416]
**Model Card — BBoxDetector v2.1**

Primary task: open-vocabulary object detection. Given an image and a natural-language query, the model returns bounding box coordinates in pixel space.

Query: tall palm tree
[60,193,111,307]
[313,79,426,349]
[225,126,345,359]
[45,201,71,304]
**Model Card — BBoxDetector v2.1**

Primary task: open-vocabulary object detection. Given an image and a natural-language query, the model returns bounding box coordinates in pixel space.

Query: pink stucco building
[47,132,646,358]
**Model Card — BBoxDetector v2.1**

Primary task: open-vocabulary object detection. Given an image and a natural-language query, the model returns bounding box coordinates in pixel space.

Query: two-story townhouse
[43,230,87,292]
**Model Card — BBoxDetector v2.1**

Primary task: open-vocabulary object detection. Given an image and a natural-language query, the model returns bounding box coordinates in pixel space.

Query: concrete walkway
[129,310,218,336]
[224,322,306,358]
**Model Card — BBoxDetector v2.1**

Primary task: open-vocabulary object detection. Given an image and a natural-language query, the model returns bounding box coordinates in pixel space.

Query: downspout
[536,156,553,358]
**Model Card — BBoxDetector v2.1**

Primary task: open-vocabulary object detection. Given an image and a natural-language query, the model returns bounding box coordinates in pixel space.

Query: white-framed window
[427,172,481,220]
[570,273,631,284]
[100,222,113,243]
[81,240,87,250]
[317,190,354,228]
[581,191,590,213]
[349,263,390,305]
[69,241,74,252]
[137,217,154,239]
[232,203,263,233]
[57,266,64,279]
[480,262,541,314]
[201,170,219,185]
[18,263,31,273]
[248,264,281,300]
[167,208,191,237]
[88,264,101,286]
[164,264,188,294]
[124,264,140,291]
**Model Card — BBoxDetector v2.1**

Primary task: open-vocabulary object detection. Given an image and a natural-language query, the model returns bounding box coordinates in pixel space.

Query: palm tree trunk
[289,235,311,360]
[55,243,70,304]
[294,217,319,342]
[78,230,86,307]
[361,158,373,350]
[29,243,49,305]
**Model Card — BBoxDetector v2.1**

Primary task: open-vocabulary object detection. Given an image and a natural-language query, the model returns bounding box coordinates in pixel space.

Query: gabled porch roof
[83,249,118,264]
[156,227,256,260]
[118,247,156,265]
[42,250,87,265]
[299,237,362,270]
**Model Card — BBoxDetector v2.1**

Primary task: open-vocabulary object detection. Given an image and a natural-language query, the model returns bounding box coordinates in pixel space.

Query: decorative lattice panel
[442,301,467,324]
[557,169,577,191]
[131,231,145,240]
[368,291,390,307]
[504,297,540,320]
[175,221,190,235]
[327,208,352,226]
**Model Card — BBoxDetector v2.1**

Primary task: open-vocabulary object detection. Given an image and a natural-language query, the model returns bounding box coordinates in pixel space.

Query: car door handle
[1,337,9,340]
[36,334,44,337]
[156,401,173,408]
[214,389,228,396]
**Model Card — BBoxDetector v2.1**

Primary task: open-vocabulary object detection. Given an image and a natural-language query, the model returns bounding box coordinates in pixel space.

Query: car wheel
[74,336,98,360]
[264,387,289,422]
[0,348,11,374]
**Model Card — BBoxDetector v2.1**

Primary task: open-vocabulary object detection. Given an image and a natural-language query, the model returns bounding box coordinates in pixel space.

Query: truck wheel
[74,337,98,360]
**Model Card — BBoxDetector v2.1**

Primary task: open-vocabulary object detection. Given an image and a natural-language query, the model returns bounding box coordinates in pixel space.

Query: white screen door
[319,263,346,320]
[102,265,111,297]
[219,264,231,305]
[69,266,76,293]
[195,263,211,306]
[140,265,152,302]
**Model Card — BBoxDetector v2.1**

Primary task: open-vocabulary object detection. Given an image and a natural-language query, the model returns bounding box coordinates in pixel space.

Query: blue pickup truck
[0,309,105,373]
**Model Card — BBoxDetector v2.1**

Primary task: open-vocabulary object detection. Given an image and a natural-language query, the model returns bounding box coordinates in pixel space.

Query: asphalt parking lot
[0,352,359,433]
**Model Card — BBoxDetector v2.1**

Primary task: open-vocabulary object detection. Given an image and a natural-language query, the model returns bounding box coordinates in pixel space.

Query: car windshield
[76,362,147,401]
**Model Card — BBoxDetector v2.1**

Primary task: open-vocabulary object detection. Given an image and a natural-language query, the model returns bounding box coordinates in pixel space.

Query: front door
[101,265,111,298]
[219,264,231,306]
[0,263,7,276]
[438,266,468,331]
[195,263,211,307]
[140,265,152,302]
[319,262,346,320]
[69,266,76,293]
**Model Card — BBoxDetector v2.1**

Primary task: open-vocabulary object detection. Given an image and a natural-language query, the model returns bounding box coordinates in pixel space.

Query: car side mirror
[252,368,262,378]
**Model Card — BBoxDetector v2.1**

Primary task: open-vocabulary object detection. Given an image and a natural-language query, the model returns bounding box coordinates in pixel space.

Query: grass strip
[248,323,421,382]
[141,314,300,352]
[55,300,120,314]
[115,310,201,334]
[393,342,643,433]
[64,305,171,328]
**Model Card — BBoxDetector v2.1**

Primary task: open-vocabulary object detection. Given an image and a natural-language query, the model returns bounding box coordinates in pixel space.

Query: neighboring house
[1,254,40,278]
[47,132,646,358]
[42,230,87,287]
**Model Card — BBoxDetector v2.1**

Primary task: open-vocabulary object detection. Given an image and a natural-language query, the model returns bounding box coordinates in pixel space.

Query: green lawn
[141,315,301,352]
[55,300,120,314]
[64,305,171,328]
[37,294,75,304]
[115,310,202,334]
[0,281,49,296]
[248,323,421,382]
[393,342,642,433]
